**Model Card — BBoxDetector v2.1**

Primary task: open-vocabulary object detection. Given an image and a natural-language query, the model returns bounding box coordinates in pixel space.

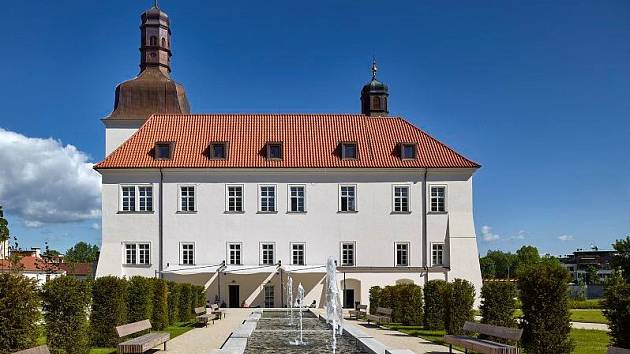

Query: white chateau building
[95,4,483,309]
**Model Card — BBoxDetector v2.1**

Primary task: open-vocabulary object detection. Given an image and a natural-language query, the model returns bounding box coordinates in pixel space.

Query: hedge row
[0,274,40,352]
[443,279,475,335]
[603,273,630,348]
[368,283,423,325]
[423,280,447,330]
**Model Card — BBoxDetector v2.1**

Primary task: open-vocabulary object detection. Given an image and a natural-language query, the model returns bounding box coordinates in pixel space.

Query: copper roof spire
[371,57,378,80]
[361,58,389,116]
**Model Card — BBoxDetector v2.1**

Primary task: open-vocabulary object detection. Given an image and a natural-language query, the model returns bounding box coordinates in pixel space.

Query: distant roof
[95,114,480,169]
[58,262,95,276]
[0,256,63,274]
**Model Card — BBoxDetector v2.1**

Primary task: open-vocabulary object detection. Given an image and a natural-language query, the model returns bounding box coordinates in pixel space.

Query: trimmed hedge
[443,279,475,335]
[90,276,128,347]
[368,283,423,325]
[369,286,382,315]
[41,276,92,354]
[423,280,447,330]
[0,273,40,352]
[603,274,630,348]
[127,276,154,324]
[179,283,193,321]
[151,278,169,330]
[167,281,181,324]
[518,260,573,354]
[480,281,517,328]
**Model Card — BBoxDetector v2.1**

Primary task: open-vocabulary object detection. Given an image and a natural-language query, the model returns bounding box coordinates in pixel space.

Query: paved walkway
[154,308,251,354]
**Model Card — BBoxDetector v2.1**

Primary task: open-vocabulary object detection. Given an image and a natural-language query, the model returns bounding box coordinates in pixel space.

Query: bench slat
[118,332,169,353]
[376,307,393,315]
[609,348,630,354]
[194,306,206,315]
[444,335,518,354]
[12,346,51,354]
[116,319,152,337]
[463,321,523,341]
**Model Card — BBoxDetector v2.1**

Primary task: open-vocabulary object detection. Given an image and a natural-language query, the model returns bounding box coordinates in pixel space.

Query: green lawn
[570,310,608,324]
[385,325,610,354]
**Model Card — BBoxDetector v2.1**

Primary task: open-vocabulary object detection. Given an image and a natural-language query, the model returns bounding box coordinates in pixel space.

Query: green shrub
[518,260,573,354]
[603,274,630,348]
[424,279,447,330]
[190,286,199,315]
[393,283,423,325]
[127,276,154,324]
[196,286,207,307]
[480,281,517,328]
[369,286,382,315]
[569,298,603,309]
[167,281,181,324]
[151,278,169,330]
[0,273,40,352]
[41,276,91,354]
[443,279,475,335]
[179,283,192,321]
[90,276,128,347]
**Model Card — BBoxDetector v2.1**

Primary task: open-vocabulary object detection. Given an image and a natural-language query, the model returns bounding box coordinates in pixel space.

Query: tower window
[372,96,381,110]
[209,142,228,160]
[161,37,166,47]
[340,142,358,160]
[266,142,283,160]
[400,143,417,160]
[155,142,174,160]
[150,36,157,46]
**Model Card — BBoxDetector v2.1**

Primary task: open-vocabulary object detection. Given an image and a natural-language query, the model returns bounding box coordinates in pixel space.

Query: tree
[611,236,630,282]
[65,241,100,263]
[479,256,496,279]
[481,250,517,279]
[585,265,600,285]
[515,245,540,273]
[0,206,9,243]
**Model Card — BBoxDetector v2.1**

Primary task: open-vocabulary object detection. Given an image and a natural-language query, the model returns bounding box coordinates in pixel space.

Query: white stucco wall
[104,119,144,156]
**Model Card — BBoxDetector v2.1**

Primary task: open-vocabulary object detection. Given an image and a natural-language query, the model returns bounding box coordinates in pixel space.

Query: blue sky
[0,0,628,256]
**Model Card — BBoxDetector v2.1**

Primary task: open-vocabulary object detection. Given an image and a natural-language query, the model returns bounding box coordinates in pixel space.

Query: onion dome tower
[360,59,389,116]
[105,1,190,121]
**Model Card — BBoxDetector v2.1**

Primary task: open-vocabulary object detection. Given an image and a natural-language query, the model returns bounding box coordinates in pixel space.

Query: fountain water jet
[287,275,294,325]
[289,282,306,346]
[325,257,343,353]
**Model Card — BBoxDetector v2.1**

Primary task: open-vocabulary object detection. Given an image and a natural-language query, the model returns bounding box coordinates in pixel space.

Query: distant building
[59,262,96,280]
[0,239,8,260]
[559,248,616,283]
[0,248,66,286]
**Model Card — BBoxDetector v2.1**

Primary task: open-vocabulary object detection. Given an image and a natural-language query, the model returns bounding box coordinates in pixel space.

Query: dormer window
[340,142,358,160]
[155,142,173,160]
[400,143,417,160]
[209,142,228,160]
[266,142,283,160]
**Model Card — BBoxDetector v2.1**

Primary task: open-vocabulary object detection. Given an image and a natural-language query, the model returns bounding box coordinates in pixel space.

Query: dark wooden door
[228,285,240,308]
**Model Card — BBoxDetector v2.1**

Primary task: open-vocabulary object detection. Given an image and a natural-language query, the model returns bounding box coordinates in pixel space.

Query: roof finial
[153,0,159,8]
[371,57,378,80]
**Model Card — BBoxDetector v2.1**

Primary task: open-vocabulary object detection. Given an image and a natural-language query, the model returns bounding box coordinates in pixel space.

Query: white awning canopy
[281,264,326,274]
[161,264,222,275]
[222,264,278,274]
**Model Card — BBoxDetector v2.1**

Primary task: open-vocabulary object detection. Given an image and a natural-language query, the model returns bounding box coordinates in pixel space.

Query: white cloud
[510,230,526,240]
[90,223,101,230]
[558,235,574,242]
[0,128,101,226]
[481,225,500,242]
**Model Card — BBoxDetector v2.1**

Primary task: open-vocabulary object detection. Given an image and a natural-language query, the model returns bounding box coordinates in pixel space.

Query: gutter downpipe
[422,168,428,284]
[159,168,164,279]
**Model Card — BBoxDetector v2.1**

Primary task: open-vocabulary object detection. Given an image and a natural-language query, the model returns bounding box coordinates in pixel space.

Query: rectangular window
[180,186,196,212]
[228,243,242,265]
[121,186,136,212]
[259,185,276,212]
[291,243,305,265]
[341,242,355,266]
[400,143,416,159]
[227,185,244,212]
[266,143,283,159]
[138,186,153,212]
[264,285,274,308]
[261,243,275,265]
[341,142,358,159]
[155,142,173,160]
[209,142,228,159]
[395,243,409,266]
[181,243,195,265]
[339,185,357,212]
[430,186,446,212]
[393,186,410,213]
[124,243,150,265]
[288,185,305,212]
[432,243,444,266]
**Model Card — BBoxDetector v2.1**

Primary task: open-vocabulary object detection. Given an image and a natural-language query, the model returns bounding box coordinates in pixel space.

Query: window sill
[123,264,152,268]
[427,211,448,215]
[391,211,412,215]
[179,264,196,266]
[176,211,197,214]
[224,211,245,214]
[341,264,355,267]
[257,211,278,214]
[395,264,410,267]
[286,211,307,214]
[117,211,155,214]
[337,211,358,214]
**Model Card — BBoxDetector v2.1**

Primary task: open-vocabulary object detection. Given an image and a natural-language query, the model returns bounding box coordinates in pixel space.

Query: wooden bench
[116,319,170,353]
[444,321,523,354]
[12,346,50,354]
[609,347,630,354]
[211,303,225,319]
[195,306,217,326]
[349,304,367,320]
[366,307,393,325]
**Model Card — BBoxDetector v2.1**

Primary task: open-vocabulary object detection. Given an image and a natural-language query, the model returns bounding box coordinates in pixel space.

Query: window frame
[154,141,175,160]
[287,184,306,213]
[290,242,306,265]
[225,184,245,213]
[119,184,154,213]
[180,242,195,265]
[260,242,276,265]
[394,242,410,267]
[265,142,284,160]
[392,184,411,213]
[264,285,275,308]
[258,184,277,213]
[431,243,445,266]
[340,241,356,266]
[428,185,448,213]
[340,142,359,160]
[122,241,151,266]
[178,185,197,213]
[338,184,358,213]
[209,141,229,160]
[227,242,242,265]
[399,142,417,160]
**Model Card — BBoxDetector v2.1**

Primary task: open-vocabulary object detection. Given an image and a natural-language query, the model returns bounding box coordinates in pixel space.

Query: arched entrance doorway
[341,278,361,309]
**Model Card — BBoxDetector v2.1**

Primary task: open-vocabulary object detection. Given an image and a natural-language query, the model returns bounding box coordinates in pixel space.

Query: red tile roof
[0,256,63,273]
[58,262,95,276]
[95,114,479,169]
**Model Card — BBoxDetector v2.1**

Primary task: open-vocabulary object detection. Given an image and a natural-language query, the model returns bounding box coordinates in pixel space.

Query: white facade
[96,167,482,308]
[104,119,144,156]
